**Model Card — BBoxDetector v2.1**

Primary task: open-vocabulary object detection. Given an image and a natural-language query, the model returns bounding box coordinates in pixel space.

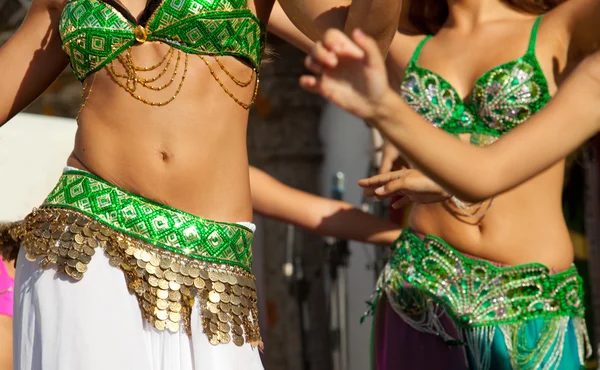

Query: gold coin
[157,279,168,290]
[218,274,228,283]
[213,282,225,293]
[183,276,193,286]
[232,316,242,326]
[137,259,147,269]
[157,289,169,299]
[82,227,93,237]
[155,268,164,279]
[220,302,231,313]
[230,296,241,306]
[209,335,220,346]
[164,270,176,281]
[52,231,62,240]
[67,259,78,267]
[156,299,168,310]
[202,310,214,321]
[220,293,230,304]
[89,223,100,232]
[233,325,244,336]
[148,276,158,288]
[160,257,171,270]
[155,320,166,331]
[180,264,190,276]
[87,239,98,248]
[209,303,219,314]
[71,271,83,281]
[241,307,249,316]
[155,309,168,321]
[170,262,181,273]
[133,249,143,260]
[169,312,181,322]
[149,255,160,267]
[169,302,182,312]
[208,291,221,304]
[83,246,95,256]
[75,262,87,273]
[48,254,58,264]
[175,274,184,285]
[199,270,209,280]
[189,267,200,278]
[42,230,51,239]
[227,275,238,285]
[67,215,78,224]
[232,306,241,316]
[194,278,205,289]
[146,264,157,275]
[233,335,244,347]
[169,281,181,291]
[61,232,73,241]
[232,286,241,295]
[220,332,231,344]
[168,290,182,301]
[209,322,218,334]
[219,322,229,332]
[180,286,191,296]
[166,321,179,333]
[208,271,218,282]
[218,312,228,323]
[80,255,92,264]
[125,246,135,256]
[141,250,151,263]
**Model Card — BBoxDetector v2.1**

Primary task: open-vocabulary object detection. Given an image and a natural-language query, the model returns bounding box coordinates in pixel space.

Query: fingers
[322,29,365,59]
[304,41,338,73]
[358,170,405,189]
[352,29,385,70]
[391,197,412,209]
[299,75,322,94]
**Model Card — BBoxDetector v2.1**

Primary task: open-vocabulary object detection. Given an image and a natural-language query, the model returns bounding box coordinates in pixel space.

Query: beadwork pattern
[43,170,254,270]
[59,0,265,81]
[384,229,585,327]
[0,172,262,348]
[364,229,591,369]
[399,16,551,146]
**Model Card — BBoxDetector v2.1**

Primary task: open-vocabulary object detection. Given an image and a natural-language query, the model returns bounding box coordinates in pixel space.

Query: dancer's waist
[383,229,585,327]
[44,168,255,271]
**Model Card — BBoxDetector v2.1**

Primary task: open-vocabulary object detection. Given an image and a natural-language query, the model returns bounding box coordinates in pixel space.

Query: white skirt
[13,247,265,370]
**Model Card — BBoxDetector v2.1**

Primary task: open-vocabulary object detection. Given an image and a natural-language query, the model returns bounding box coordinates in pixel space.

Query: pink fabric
[0,259,14,317]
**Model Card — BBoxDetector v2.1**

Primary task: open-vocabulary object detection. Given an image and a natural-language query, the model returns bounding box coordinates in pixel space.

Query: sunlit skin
[301,0,600,272]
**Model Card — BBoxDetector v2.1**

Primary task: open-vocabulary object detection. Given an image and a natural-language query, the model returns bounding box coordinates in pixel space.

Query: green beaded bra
[400,16,550,146]
[59,0,265,82]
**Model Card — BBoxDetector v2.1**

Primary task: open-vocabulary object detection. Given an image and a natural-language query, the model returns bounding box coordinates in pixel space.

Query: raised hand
[359,169,451,209]
[300,29,392,120]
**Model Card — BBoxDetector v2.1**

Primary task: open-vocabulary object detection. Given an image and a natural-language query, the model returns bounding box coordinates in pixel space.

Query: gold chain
[105,47,189,107]
[213,56,255,87]
[76,75,95,123]
[198,55,259,110]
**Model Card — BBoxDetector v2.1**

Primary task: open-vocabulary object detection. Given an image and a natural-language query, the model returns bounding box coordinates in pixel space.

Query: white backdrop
[0,113,76,221]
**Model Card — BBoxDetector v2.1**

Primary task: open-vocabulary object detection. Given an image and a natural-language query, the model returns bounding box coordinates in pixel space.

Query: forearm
[276,0,401,53]
[267,1,315,53]
[344,0,402,54]
[371,77,600,202]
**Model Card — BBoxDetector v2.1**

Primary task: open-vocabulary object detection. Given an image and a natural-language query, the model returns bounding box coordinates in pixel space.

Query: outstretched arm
[267,1,314,53]
[0,0,69,126]
[250,166,401,245]
[276,0,401,54]
[300,29,600,203]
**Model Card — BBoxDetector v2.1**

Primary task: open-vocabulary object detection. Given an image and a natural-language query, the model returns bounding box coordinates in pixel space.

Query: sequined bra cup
[59,0,265,108]
[400,16,551,146]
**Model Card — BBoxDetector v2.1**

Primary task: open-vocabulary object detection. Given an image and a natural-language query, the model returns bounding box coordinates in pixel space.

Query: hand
[300,29,392,121]
[379,140,409,174]
[358,169,451,209]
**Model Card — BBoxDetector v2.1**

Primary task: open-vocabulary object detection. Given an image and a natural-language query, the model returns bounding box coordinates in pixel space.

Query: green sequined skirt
[0,169,262,348]
[367,229,592,369]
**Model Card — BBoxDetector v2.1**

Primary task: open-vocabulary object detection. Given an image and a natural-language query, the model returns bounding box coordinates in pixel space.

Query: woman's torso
[62,0,274,223]
[392,12,574,270]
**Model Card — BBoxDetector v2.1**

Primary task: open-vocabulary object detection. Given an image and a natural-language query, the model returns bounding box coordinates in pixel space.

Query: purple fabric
[373,299,467,370]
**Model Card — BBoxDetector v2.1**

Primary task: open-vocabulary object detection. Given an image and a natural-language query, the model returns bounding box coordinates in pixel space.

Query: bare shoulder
[387,32,426,87]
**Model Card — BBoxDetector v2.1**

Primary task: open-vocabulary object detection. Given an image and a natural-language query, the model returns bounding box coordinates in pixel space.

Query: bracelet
[448,195,495,220]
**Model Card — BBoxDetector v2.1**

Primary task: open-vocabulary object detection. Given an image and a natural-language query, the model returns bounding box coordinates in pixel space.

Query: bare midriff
[67,41,258,223]
[410,135,572,271]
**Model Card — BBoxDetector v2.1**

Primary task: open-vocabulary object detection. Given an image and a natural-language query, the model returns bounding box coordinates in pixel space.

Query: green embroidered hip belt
[373,229,585,328]
[0,170,262,348]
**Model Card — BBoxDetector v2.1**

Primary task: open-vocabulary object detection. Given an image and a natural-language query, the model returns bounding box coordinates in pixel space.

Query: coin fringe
[0,207,263,350]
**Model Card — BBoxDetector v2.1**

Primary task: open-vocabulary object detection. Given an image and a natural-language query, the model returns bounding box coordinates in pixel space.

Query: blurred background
[0,1,599,369]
